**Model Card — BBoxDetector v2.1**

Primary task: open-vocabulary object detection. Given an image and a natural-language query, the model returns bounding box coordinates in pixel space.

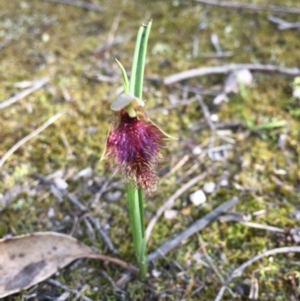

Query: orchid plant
[102,21,170,279]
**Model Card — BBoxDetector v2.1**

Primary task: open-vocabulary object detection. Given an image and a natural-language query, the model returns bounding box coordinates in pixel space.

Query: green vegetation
[1,0,300,300]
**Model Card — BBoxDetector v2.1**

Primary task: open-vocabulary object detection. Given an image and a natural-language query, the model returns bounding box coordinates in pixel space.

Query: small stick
[239,221,285,233]
[147,97,199,115]
[0,77,50,109]
[145,172,208,241]
[211,34,223,55]
[116,196,239,288]
[196,0,300,14]
[148,196,239,262]
[89,171,116,208]
[100,270,119,290]
[47,279,93,301]
[231,246,300,279]
[84,253,138,274]
[65,192,87,211]
[215,246,300,301]
[214,286,227,301]
[197,95,216,131]
[0,112,64,169]
[268,15,300,30]
[164,64,300,85]
[200,51,234,58]
[107,12,121,44]
[162,154,190,179]
[71,284,89,301]
[192,121,244,131]
[42,0,105,12]
[87,215,117,254]
[199,236,235,298]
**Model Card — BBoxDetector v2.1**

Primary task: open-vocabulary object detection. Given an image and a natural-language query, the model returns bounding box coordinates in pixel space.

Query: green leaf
[115,59,129,93]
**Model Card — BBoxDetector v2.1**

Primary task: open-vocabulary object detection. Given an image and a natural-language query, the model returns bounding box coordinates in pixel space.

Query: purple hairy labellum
[103,108,165,192]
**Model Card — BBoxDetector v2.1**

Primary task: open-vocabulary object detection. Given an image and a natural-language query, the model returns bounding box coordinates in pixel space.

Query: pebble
[105,191,122,202]
[189,190,207,206]
[203,182,216,194]
[53,178,68,190]
[47,207,55,218]
[164,209,178,219]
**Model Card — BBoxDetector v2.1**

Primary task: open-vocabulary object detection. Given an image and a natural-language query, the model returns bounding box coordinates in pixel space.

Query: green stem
[129,25,145,96]
[134,20,152,98]
[126,21,152,280]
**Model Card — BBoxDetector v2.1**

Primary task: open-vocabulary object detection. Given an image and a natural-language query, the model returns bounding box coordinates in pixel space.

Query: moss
[1,0,300,299]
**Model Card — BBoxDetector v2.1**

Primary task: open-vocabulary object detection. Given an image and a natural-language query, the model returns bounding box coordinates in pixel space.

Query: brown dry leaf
[0,232,137,298]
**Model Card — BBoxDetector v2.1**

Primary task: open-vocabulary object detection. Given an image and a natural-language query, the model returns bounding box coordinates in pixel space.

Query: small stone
[42,33,50,42]
[203,182,216,194]
[220,179,229,186]
[74,167,93,180]
[290,227,300,243]
[192,146,202,155]
[53,178,68,190]
[223,69,253,95]
[295,211,300,220]
[213,93,229,105]
[152,269,162,278]
[210,114,219,122]
[47,207,55,218]
[105,191,122,202]
[164,209,178,219]
[189,190,206,206]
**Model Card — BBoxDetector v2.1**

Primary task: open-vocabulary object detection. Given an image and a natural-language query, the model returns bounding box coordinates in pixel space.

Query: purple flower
[104,109,165,192]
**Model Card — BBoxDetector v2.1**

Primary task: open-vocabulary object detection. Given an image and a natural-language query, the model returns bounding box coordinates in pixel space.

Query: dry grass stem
[0,112,64,169]
[196,0,300,14]
[145,172,208,241]
[164,64,300,85]
[0,77,50,109]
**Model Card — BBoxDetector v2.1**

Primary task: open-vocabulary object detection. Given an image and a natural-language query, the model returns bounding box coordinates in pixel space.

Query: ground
[0,0,300,300]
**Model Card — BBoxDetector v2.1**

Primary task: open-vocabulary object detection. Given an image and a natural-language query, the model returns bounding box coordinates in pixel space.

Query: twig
[100,271,119,291]
[83,252,138,274]
[268,15,300,30]
[89,171,116,208]
[192,121,244,131]
[162,154,190,179]
[42,0,105,12]
[195,0,300,14]
[211,34,223,55]
[0,112,64,169]
[47,279,93,301]
[148,196,239,262]
[0,184,30,211]
[71,284,89,301]
[199,236,235,298]
[173,83,219,96]
[0,77,50,109]
[196,95,215,131]
[66,193,87,211]
[214,286,227,301]
[83,216,96,242]
[147,97,199,115]
[199,51,234,58]
[117,196,239,288]
[218,213,285,232]
[145,172,208,241]
[231,246,300,279]
[239,221,285,233]
[87,215,117,254]
[164,64,300,85]
[107,12,121,45]
[215,246,300,301]
[93,12,121,57]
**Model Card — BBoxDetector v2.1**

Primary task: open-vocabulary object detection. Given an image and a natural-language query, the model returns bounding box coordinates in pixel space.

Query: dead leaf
[0,232,137,298]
